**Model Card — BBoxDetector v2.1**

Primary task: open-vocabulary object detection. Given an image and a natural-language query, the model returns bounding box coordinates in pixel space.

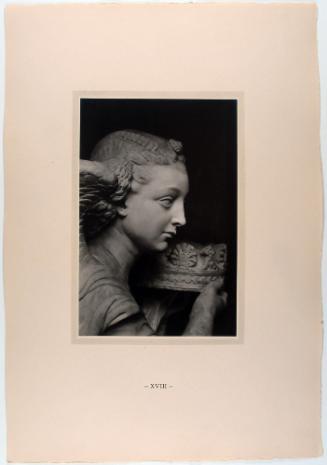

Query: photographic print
[79,98,237,336]
[5,4,323,461]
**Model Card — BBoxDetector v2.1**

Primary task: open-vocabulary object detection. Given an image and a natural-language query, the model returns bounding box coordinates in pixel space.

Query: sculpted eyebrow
[153,186,189,198]
[161,187,180,195]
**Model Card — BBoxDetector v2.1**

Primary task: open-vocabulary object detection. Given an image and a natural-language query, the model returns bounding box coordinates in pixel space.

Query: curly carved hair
[80,130,186,241]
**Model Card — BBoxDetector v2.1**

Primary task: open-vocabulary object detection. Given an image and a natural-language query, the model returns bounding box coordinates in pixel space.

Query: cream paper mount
[4,3,322,462]
[135,241,227,292]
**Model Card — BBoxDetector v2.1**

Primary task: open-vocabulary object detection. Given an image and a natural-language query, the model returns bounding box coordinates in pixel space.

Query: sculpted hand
[183,278,227,336]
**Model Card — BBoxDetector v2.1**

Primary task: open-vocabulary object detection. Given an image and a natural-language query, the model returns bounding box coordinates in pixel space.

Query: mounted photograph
[78,98,238,336]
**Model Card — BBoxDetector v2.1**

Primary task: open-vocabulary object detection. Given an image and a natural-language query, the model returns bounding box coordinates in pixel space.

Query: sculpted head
[80,130,189,251]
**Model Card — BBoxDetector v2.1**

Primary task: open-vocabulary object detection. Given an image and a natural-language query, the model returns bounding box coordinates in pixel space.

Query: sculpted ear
[116,205,128,217]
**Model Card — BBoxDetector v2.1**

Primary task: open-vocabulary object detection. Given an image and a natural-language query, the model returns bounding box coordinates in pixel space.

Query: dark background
[80,99,237,336]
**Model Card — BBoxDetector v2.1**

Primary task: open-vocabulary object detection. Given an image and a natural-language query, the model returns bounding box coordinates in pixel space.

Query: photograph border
[72,91,244,345]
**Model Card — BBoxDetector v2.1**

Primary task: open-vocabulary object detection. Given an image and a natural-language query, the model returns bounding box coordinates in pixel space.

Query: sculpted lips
[162,231,176,239]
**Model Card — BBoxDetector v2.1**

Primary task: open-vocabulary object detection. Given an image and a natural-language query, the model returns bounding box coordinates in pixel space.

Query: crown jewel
[135,241,227,292]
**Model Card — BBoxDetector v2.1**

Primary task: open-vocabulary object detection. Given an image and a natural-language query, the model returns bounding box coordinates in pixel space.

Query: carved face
[120,162,189,252]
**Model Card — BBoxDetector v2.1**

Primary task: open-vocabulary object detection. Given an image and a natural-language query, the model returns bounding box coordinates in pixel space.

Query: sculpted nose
[172,202,186,228]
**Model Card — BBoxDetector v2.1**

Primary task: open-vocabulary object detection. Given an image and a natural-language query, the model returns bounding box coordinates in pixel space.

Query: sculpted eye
[159,197,174,208]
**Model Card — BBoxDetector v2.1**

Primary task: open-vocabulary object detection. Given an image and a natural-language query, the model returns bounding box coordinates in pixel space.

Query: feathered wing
[79,160,118,264]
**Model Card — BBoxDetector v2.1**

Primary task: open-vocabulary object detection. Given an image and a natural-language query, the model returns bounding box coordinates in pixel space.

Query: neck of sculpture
[89,223,141,281]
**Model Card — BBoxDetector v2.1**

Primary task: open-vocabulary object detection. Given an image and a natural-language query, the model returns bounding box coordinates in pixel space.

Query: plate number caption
[144,384,173,389]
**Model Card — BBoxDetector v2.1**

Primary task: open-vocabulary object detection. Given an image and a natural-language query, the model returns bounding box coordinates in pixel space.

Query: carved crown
[135,241,227,292]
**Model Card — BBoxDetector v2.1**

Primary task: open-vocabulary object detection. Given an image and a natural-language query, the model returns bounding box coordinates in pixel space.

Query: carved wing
[79,160,117,262]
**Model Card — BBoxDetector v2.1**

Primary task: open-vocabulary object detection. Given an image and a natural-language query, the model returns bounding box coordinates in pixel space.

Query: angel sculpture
[79,129,226,335]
